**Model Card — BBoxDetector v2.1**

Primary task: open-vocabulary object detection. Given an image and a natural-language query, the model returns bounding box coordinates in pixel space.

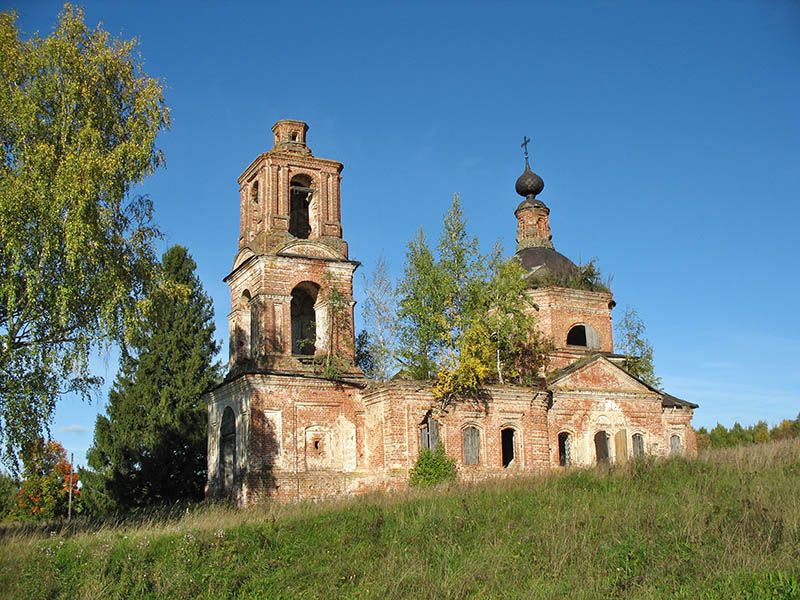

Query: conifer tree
[82,246,220,514]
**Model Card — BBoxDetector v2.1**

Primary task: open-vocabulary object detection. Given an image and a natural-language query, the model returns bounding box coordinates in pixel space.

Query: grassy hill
[1,440,799,599]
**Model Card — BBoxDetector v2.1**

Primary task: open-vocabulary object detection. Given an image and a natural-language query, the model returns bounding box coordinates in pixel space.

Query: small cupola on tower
[271,120,313,157]
[515,136,553,252]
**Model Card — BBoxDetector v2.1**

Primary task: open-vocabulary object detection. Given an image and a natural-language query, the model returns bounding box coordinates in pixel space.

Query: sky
[6,1,800,467]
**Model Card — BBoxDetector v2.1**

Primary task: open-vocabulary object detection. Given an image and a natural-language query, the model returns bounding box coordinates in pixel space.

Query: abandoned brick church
[203,120,697,502]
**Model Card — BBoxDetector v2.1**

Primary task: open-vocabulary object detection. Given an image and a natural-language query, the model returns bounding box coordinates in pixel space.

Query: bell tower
[224,120,358,374]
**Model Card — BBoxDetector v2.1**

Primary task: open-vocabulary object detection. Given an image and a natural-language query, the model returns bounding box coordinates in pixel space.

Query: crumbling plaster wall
[363,382,551,484]
[240,374,367,502]
[548,390,665,466]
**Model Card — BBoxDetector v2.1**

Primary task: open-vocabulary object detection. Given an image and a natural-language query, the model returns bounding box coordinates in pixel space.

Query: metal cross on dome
[521,135,531,162]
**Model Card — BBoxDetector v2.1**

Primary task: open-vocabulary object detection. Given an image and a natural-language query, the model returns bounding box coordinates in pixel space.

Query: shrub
[409,444,456,487]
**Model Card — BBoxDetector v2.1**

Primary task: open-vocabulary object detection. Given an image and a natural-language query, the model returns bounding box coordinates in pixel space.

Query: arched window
[558,431,572,466]
[670,435,682,456]
[291,282,318,355]
[632,433,645,458]
[289,175,312,239]
[501,427,516,468]
[462,426,480,465]
[219,407,236,496]
[419,412,440,451]
[566,324,600,349]
[251,181,259,205]
[237,290,252,361]
[594,431,609,465]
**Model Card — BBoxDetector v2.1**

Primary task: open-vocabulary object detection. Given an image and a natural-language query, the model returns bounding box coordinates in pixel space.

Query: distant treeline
[696,413,800,450]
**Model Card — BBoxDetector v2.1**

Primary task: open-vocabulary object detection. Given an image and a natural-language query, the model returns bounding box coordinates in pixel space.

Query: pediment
[232,247,256,271]
[548,356,654,394]
[277,240,344,260]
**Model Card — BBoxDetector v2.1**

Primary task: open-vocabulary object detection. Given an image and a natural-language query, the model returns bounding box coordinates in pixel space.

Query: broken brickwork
[204,120,697,503]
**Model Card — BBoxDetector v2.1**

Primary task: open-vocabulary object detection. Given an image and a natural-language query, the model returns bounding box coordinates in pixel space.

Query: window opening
[558,432,572,466]
[501,428,516,468]
[419,413,440,451]
[462,427,480,465]
[566,324,600,348]
[632,433,644,458]
[670,435,682,456]
[289,175,312,238]
[291,283,318,355]
[251,181,259,204]
[567,325,587,346]
[594,431,609,464]
[219,407,236,495]
[237,291,251,361]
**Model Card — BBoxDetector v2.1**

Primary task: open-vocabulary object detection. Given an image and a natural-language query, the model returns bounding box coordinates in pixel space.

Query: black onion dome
[515,160,544,198]
[515,247,577,280]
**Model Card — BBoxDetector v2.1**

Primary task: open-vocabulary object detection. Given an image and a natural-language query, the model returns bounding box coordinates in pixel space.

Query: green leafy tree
[0,5,170,466]
[708,423,733,448]
[0,470,19,521]
[82,246,219,514]
[398,196,553,402]
[614,306,662,390]
[436,194,484,356]
[396,228,448,379]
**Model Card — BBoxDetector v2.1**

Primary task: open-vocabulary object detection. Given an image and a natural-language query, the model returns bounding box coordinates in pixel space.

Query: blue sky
[8,1,800,466]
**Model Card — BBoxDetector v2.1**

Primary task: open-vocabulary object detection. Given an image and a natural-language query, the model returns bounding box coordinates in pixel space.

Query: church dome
[515,161,544,198]
[514,246,577,283]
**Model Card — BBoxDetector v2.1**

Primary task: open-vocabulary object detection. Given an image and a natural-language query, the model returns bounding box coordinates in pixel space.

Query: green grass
[1,439,799,599]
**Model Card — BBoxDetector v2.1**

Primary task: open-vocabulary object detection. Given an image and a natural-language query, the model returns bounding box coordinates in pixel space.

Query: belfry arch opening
[566,324,600,349]
[291,282,318,355]
[289,175,313,239]
[219,407,236,496]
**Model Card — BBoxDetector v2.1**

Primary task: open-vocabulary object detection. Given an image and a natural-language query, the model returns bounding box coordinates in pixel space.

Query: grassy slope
[1,440,799,600]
